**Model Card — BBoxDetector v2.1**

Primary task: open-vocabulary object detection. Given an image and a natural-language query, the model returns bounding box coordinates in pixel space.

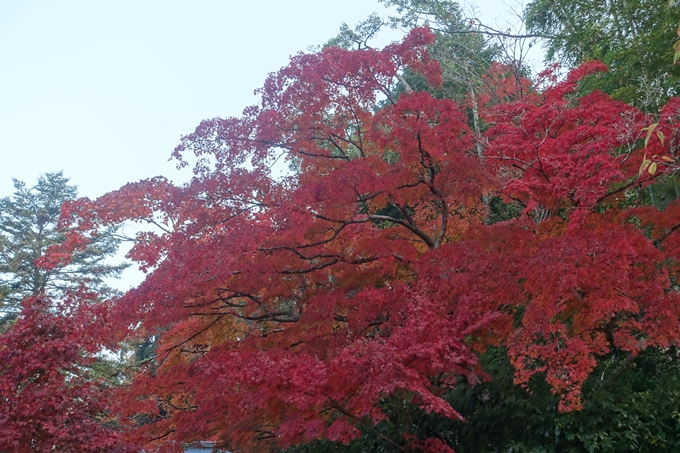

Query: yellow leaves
[656,130,665,146]
[638,123,671,176]
[641,123,660,148]
[639,158,658,176]
[649,161,658,175]
[639,158,652,176]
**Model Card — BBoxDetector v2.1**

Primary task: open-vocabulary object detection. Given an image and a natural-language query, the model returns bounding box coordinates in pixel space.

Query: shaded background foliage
[287,347,680,453]
[525,0,680,111]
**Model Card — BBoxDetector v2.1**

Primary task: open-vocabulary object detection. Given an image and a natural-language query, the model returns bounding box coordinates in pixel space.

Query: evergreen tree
[526,0,680,111]
[0,172,126,324]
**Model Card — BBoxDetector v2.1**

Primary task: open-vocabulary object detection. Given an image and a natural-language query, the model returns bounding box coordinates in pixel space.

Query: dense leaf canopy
[0,296,129,452]
[526,0,680,110]
[45,26,680,452]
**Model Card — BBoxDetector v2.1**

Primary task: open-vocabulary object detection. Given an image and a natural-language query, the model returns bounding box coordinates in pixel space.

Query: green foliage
[526,0,680,111]
[323,13,385,50]
[382,0,498,102]
[444,347,680,452]
[0,172,126,322]
[486,196,523,224]
[638,175,680,211]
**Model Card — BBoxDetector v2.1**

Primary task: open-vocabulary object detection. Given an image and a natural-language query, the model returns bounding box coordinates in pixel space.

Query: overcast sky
[0,0,539,287]
[0,0,541,196]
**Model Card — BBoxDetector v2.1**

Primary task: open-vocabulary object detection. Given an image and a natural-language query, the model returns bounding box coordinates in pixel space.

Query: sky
[0,0,542,288]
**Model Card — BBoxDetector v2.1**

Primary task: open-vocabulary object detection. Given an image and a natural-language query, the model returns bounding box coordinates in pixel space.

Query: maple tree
[55,28,680,453]
[0,295,134,452]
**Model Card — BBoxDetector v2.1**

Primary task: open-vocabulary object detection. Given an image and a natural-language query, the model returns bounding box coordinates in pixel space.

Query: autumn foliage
[7,27,680,452]
[0,296,130,452]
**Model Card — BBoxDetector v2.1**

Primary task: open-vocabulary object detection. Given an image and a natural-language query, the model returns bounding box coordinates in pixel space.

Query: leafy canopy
[56,27,680,453]
[526,0,680,110]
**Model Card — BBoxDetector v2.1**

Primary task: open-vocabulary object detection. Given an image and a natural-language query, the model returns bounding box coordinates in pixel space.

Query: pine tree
[0,172,126,324]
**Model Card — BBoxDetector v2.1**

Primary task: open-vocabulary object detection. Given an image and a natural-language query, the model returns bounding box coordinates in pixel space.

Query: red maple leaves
[8,28,679,452]
[0,297,132,452]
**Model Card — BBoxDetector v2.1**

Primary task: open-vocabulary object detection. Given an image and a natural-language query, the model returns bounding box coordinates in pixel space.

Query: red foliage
[0,296,133,452]
[59,30,680,451]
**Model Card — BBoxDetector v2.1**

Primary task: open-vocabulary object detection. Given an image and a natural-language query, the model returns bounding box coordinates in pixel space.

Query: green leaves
[674,23,680,65]
[526,0,680,110]
[0,172,126,319]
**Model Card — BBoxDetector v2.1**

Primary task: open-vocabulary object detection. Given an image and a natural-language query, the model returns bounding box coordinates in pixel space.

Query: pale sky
[0,0,399,198]
[0,0,540,288]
